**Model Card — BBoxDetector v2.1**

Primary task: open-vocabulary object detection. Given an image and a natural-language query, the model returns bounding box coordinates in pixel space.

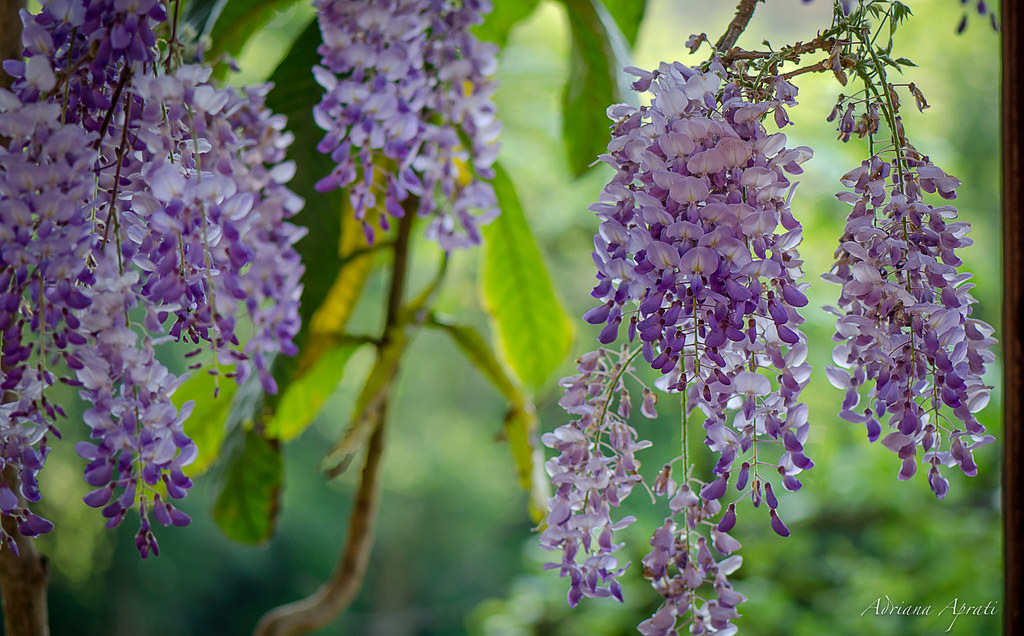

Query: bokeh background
[24,0,1002,634]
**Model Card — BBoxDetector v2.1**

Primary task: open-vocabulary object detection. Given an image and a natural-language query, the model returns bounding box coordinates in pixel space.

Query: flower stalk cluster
[544,58,815,635]
[824,3,996,499]
[0,0,304,556]
[542,347,652,607]
[824,139,995,499]
[312,0,501,249]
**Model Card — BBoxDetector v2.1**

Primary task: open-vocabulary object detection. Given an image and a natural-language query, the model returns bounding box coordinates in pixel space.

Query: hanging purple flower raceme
[72,259,197,558]
[0,0,305,556]
[126,65,305,393]
[545,59,813,636]
[541,347,653,607]
[824,145,995,499]
[0,94,96,550]
[312,0,501,249]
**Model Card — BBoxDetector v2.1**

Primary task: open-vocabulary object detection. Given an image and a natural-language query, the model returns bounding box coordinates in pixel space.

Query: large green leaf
[212,428,282,544]
[266,341,365,442]
[481,164,573,392]
[172,370,239,476]
[598,0,649,46]
[559,0,633,177]
[473,0,543,48]
[205,0,305,62]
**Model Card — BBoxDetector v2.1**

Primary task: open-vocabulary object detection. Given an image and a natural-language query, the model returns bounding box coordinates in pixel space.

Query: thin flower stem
[597,347,642,430]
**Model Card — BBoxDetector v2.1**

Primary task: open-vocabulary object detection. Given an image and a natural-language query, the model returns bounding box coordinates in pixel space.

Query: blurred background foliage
[24,0,1000,634]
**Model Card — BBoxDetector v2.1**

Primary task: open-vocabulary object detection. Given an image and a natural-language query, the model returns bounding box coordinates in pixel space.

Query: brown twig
[251,415,387,636]
[715,0,761,53]
[252,208,417,636]
[0,0,25,91]
[0,467,50,636]
[720,34,843,63]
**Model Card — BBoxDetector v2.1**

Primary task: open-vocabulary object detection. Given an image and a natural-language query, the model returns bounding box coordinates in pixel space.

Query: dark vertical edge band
[1003,0,1021,633]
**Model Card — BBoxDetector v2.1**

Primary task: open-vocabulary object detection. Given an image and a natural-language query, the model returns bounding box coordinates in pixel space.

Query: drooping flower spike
[825,145,995,499]
[544,59,814,635]
[1,0,304,556]
[312,0,501,249]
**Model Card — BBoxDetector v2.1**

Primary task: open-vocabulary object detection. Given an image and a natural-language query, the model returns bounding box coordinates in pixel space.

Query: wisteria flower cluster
[543,59,815,636]
[0,0,304,556]
[312,0,501,249]
[824,142,996,499]
[542,347,652,607]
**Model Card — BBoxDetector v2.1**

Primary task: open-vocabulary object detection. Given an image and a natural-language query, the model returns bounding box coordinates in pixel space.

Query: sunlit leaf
[559,0,633,177]
[266,341,366,441]
[205,0,305,63]
[172,370,239,476]
[481,164,573,392]
[212,428,282,544]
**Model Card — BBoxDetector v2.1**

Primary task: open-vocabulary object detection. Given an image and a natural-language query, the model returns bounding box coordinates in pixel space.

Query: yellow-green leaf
[504,405,549,523]
[173,371,239,476]
[481,164,573,392]
[266,341,365,441]
[206,0,305,64]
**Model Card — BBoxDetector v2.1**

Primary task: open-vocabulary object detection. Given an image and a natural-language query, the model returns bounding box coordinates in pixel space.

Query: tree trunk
[0,468,50,636]
[1003,1,1023,634]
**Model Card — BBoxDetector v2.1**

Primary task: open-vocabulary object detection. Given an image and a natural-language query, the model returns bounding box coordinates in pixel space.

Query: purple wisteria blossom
[312,0,501,249]
[542,348,653,607]
[0,0,304,556]
[0,94,96,549]
[546,59,814,636]
[824,149,995,499]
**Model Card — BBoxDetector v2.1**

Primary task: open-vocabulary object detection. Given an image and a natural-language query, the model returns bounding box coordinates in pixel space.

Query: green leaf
[559,0,633,177]
[212,428,282,544]
[597,0,649,46]
[172,371,239,476]
[205,0,304,62]
[266,341,365,441]
[473,0,543,48]
[481,164,573,392]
